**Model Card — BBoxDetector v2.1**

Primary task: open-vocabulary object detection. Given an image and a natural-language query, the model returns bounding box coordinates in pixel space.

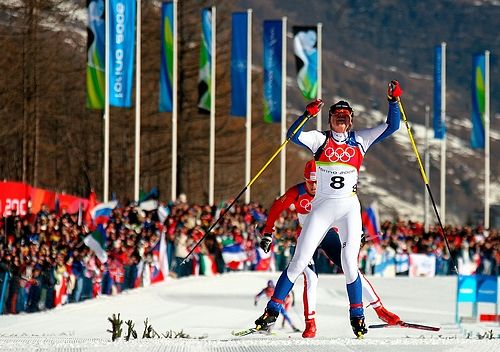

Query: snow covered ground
[0,272,498,351]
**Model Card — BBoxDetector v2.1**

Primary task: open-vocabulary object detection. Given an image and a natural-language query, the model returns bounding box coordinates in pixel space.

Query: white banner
[409,254,436,277]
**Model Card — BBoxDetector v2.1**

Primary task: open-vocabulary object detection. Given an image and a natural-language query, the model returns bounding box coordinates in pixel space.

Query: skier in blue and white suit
[255,80,402,338]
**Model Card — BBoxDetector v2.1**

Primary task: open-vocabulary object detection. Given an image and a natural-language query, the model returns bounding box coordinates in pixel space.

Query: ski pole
[398,99,458,274]
[181,107,322,265]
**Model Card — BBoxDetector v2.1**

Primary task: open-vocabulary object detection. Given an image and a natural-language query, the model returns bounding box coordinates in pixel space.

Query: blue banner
[433,45,445,139]
[456,275,477,303]
[476,275,498,303]
[159,2,174,112]
[471,54,486,149]
[263,20,282,123]
[230,12,248,117]
[109,0,136,108]
[198,8,212,112]
[293,26,318,100]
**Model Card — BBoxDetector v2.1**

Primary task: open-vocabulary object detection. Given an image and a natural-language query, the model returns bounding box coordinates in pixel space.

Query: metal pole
[134,0,141,202]
[244,9,252,204]
[317,22,322,131]
[424,105,430,232]
[104,0,110,202]
[280,17,287,195]
[484,50,490,229]
[208,6,216,205]
[439,42,446,225]
[171,0,178,202]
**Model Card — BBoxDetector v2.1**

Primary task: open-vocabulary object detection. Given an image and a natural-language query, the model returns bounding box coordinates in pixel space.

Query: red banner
[0,181,88,217]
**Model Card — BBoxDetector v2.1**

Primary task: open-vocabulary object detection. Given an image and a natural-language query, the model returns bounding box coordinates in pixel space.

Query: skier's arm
[260,186,299,253]
[287,100,326,153]
[356,102,400,151]
[262,186,299,234]
[255,288,266,305]
[357,81,403,151]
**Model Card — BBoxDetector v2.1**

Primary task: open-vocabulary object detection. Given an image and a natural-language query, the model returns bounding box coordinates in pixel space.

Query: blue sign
[457,275,477,303]
[476,275,498,304]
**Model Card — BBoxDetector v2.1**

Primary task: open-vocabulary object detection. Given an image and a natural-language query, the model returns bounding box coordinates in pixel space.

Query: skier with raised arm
[255,81,402,338]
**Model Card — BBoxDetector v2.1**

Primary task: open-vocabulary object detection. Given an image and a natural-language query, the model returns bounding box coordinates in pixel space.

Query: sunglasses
[329,108,352,116]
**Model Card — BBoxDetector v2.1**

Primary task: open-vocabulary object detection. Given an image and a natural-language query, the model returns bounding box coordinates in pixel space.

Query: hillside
[0,0,498,225]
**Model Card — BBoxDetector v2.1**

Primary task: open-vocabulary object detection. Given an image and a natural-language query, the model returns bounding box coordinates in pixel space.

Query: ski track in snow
[0,272,498,351]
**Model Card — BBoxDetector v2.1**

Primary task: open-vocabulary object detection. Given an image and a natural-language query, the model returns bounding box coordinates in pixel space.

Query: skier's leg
[320,227,400,325]
[336,197,367,337]
[360,273,401,324]
[302,261,318,338]
[302,262,318,321]
[318,228,342,266]
[360,272,381,306]
[256,200,332,330]
[280,306,300,332]
[267,201,332,311]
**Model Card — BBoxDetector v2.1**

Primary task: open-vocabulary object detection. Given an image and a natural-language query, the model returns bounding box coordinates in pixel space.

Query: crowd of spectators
[0,195,498,315]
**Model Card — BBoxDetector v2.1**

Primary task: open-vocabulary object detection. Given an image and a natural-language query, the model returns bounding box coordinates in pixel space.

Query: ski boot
[374,305,401,325]
[255,308,279,332]
[302,318,316,338]
[350,316,368,339]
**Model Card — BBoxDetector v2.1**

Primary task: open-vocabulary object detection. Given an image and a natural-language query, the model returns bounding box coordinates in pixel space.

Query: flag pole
[317,22,322,131]
[208,6,216,205]
[424,105,430,232]
[484,50,490,229]
[134,0,142,202]
[103,0,110,203]
[280,16,287,195]
[171,0,178,202]
[439,42,446,225]
[244,9,252,204]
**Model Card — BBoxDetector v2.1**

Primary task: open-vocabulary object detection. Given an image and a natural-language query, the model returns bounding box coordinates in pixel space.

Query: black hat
[329,100,353,114]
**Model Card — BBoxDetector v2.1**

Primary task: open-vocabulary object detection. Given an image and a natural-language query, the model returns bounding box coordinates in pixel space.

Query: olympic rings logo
[299,198,312,212]
[324,146,356,162]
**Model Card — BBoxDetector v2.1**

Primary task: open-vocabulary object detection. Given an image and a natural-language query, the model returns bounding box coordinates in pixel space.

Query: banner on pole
[293,26,318,100]
[433,45,445,139]
[230,12,248,117]
[109,0,136,108]
[198,8,212,112]
[263,20,282,123]
[159,2,174,112]
[471,53,486,149]
[86,0,105,109]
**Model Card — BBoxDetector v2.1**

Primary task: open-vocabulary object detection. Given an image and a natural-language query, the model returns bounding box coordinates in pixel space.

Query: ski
[231,327,276,337]
[369,321,440,332]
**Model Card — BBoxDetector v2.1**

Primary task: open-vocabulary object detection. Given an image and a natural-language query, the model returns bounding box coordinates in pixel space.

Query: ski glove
[259,234,273,253]
[305,99,324,117]
[388,80,403,102]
